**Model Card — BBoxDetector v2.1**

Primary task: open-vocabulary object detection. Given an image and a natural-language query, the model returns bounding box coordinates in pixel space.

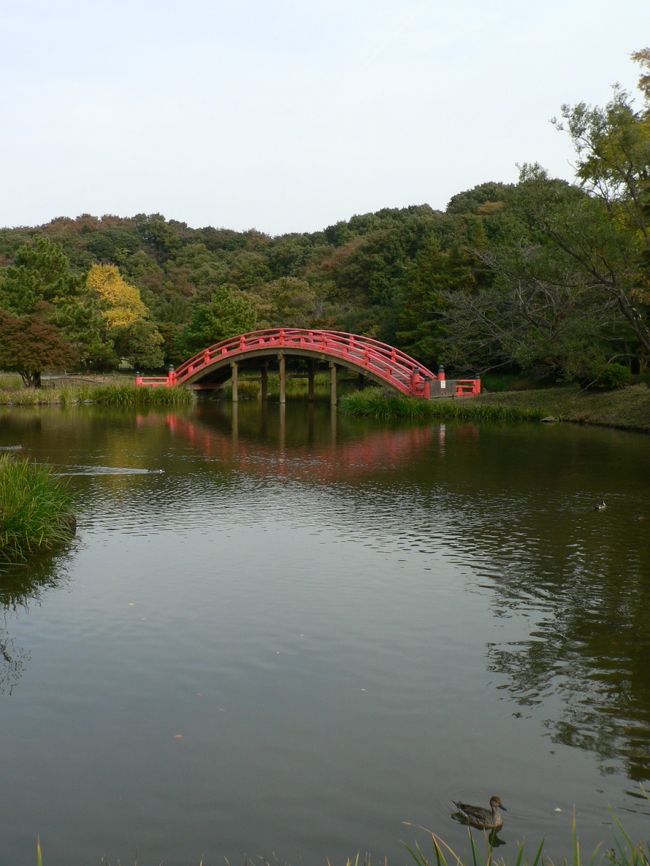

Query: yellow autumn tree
[86,264,148,331]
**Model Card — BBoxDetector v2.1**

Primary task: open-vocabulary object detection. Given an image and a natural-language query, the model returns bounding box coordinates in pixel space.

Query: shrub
[585,364,632,391]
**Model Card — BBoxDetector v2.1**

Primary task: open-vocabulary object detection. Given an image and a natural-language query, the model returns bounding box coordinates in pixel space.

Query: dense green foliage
[1,51,649,386]
[0,456,75,561]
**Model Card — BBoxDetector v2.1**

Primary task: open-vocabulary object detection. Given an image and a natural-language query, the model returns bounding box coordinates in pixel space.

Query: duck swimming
[595,501,607,511]
[452,795,507,831]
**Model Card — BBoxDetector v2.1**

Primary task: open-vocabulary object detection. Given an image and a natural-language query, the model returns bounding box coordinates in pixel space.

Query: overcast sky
[1,0,648,235]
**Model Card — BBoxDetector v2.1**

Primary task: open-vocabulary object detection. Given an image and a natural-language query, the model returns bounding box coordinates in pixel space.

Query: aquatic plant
[0,456,76,561]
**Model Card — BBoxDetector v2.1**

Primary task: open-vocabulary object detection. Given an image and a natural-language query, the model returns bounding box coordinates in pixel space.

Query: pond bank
[340,384,650,433]
[478,383,650,432]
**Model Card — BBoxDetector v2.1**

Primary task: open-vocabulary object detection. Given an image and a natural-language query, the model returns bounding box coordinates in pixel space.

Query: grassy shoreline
[476,384,650,432]
[2,376,649,432]
[339,385,650,433]
[0,456,76,561]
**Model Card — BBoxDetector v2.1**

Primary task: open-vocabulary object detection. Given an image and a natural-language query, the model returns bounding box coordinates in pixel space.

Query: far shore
[1,373,649,434]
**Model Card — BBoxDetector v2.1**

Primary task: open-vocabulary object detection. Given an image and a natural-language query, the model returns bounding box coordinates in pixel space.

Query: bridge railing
[454,379,482,397]
[134,375,170,388]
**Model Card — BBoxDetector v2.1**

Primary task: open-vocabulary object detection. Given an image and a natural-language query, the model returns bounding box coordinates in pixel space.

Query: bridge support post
[232,401,239,449]
[329,361,337,406]
[231,361,239,402]
[260,362,268,402]
[278,352,286,404]
[308,361,315,402]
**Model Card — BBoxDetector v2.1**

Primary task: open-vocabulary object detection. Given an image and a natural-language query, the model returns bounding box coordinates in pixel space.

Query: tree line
[1,50,649,387]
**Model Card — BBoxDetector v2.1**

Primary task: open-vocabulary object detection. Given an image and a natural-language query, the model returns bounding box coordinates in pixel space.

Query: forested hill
[0,201,457,365]
[1,52,649,387]
[0,197,499,373]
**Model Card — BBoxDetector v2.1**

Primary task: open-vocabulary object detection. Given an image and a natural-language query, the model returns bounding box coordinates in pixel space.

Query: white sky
[1,0,648,235]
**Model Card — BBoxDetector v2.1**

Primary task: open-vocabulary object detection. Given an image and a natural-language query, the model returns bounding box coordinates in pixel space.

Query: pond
[0,401,649,865]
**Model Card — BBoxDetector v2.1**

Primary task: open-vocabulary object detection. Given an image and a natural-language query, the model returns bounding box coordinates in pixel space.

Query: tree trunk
[20,370,42,388]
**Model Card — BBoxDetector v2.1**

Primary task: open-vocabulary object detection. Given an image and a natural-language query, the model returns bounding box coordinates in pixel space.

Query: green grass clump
[62,385,195,408]
[340,388,546,423]
[0,385,194,408]
[0,456,76,561]
[0,388,52,405]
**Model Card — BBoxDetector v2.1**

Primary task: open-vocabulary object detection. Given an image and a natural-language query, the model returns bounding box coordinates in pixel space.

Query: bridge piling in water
[231,361,238,402]
[308,361,315,402]
[278,352,286,404]
[260,362,268,402]
[329,361,337,406]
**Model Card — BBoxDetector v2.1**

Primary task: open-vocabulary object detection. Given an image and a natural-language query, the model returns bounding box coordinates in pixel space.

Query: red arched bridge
[135,328,480,400]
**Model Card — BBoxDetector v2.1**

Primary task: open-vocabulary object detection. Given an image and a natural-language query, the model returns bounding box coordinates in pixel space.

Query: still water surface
[0,402,649,865]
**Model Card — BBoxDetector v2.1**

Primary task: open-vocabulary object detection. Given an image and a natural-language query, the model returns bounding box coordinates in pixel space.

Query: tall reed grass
[0,385,194,408]
[67,385,195,408]
[339,389,547,423]
[0,456,76,561]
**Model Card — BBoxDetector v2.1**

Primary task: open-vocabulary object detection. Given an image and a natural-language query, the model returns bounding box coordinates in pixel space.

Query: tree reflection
[476,509,650,782]
[0,549,69,694]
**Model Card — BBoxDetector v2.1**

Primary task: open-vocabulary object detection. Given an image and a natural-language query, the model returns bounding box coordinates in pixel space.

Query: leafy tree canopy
[0,237,79,316]
[178,285,258,359]
[0,310,77,387]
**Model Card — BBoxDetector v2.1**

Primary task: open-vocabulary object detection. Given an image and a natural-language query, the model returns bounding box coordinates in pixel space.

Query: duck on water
[452,795,507,831]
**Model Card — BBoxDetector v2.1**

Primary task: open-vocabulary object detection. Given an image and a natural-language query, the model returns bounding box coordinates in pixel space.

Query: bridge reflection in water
[135,402,452,482]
